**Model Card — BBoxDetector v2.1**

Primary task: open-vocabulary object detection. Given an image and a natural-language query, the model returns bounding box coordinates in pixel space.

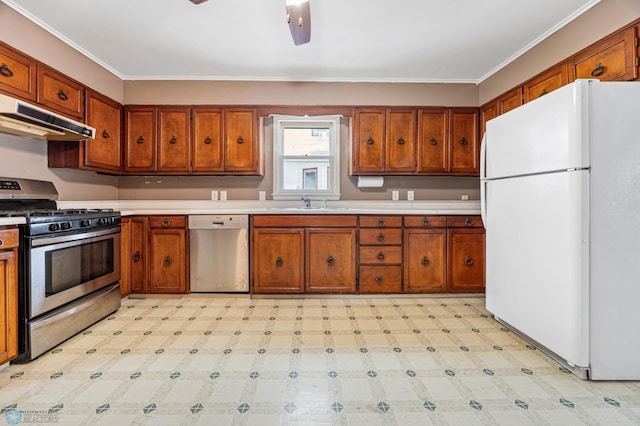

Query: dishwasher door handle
[210,222,226,227]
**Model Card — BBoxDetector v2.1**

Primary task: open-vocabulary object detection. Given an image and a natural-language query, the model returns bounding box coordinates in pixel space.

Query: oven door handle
[30,226,120,248]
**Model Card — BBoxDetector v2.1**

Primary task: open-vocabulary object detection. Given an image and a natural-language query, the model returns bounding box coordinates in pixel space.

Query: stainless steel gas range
[0,177,121,362]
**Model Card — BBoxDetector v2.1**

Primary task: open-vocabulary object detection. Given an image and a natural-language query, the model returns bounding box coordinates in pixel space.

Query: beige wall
[479,0,640,103]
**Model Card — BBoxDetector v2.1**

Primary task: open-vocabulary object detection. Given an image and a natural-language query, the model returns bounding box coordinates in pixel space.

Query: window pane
[283,159,330,190]
[283,128,330,156]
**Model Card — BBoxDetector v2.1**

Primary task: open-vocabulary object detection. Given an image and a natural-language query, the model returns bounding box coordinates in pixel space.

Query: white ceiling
[4,0,599,83]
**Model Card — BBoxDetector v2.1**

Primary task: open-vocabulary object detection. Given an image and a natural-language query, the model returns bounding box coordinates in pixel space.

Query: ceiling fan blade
[189,0,208,4]
[285,1,311,45]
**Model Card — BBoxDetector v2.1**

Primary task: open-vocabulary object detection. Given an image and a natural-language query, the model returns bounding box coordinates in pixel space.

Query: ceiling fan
[188,0,311,45]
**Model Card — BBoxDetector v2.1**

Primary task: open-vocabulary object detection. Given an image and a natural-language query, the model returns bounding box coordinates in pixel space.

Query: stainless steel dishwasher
[188,215,249,292]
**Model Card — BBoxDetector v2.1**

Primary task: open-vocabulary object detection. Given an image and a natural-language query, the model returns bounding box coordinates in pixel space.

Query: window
[272,115,341,200]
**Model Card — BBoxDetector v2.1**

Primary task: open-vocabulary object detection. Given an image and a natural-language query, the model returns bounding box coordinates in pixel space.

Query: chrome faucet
[301,195,311,208]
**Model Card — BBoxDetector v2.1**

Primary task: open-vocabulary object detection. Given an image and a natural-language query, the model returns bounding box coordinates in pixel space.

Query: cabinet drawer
[359,215,402,228]
[149,216,186,228]
[37,65,84,119]
[0,42,36,101]
[252,215,357,228]
[359,228,402,245]
[359,246,402,264]
[447,216,483,228]
[359,266,402,293]
[404,215,446,228]
[0,228,19,249]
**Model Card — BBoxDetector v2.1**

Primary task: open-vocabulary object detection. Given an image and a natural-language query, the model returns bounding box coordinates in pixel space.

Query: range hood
[0,93,95,141]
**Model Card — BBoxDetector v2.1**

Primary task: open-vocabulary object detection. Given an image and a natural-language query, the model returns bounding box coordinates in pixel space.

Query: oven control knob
[61,221,72,230]
[49,223,60,231]
[80,219,92,227]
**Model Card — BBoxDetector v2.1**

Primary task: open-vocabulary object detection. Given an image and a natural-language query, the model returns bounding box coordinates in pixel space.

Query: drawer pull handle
[460,137,468,145]
[164,256,172,267]
[465,256,474,266]
[237,136,244,144]
[204,136,212,145]
[397,137,405,145]
[540,88,548,97]
[162,218,171,227]
[57,89,68,101]
[132,251,141,262]
[591,63,606,77]
[465,217,473,227]
[0,240,3,247]
[376,251,385,261]
[421,256,430,266]
[376,218,385,227]
[169,136,177,144]
[327,255,335,266]
[377,233,385,243]
[429,137,437,145]
[275,256,283,266]
[136,136,145,144]
[366,137,374,145]
[102,129,110,139]
[375,275,384,285]
[422,218,430,227]
[0,63,14,77]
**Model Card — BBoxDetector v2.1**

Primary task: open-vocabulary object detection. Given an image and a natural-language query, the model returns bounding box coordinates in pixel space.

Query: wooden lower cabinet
[306,228,356,293]
[358,215,402,294]
[119,217,132,298]
[125,216,188,294]
[447,228,485,293]
[0,227,19,365]
[403,229,446,293]
[252,228,305,294]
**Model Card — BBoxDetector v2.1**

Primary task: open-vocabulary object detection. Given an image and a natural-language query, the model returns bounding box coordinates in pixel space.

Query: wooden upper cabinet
[497,87,522,115]
[36,64,84,120]
[0,41,36,101]
[418,109,448,173]
[353,108,385,173]
[225,108,259,173]
[125,107,156,172]
[386,109,416,172]
[84,90,122,172]
[524,64,568,103]
[479,102,498,139]
[158,107,190,172]
[191,107,223,172]
[450,109,479,174]
[568,27,638,82]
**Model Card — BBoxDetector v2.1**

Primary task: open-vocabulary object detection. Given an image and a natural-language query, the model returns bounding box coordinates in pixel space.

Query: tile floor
[1,296,639,425]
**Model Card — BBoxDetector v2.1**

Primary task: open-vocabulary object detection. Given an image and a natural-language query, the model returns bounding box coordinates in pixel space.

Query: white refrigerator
[481,79,640,380]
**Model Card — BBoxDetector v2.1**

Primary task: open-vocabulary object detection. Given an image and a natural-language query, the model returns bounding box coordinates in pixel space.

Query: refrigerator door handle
[480,133,488,228]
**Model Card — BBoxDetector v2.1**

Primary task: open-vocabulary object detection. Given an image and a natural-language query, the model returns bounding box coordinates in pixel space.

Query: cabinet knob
[102,129,110,139]
[0,63,14,77]
[422,218,430,227]
[376,218,385,227]
[429,137,437,145]
[162,218,171,227]
[591,63,606,77]
[366,137,374,145]
[376,232,385,243]
[465,217,474,227]
[397,137,405,145]
[460,137,468,145]
[275,256,283,266]
[136,136,145,144]
[204,136,212,145]
[421,256,430,266]
[57,89,68,101]
[132,251,141,262]
[375,275,384,285]
[169,136,177,144]
[540,88,548,97]
[237,136,244,144]
[0,239,4,247]
[465,256,474,266]
[376,251,385,261]
[327,255,335,266]
[164,256,173,267]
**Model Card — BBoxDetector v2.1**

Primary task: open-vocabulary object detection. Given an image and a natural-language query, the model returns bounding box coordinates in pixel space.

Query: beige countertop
[0,217,26,226]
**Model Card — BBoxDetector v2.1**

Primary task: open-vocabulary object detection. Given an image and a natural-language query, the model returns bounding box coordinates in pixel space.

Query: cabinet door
[149,228,187,293]
[386,109,416,172]
[84,90,122,172]
[119,218,132,298]
[418,109,448,173]
[0,229,18,365]
[497,87,522,115]
[353,109,385,173]
[130,217,148,294]
[125,107,156,172]
[36,64,84,120]
[252,229,304,293]
[524,64,568,103]
[225,108,258,173]
[0,41,36,101]
[449,109,479,174]
[447,229,485,293]
[480,102,497,139]
[403,229,446,293]
[306,228,356,293]
[192,108,223,172]
[158,107,190,172]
